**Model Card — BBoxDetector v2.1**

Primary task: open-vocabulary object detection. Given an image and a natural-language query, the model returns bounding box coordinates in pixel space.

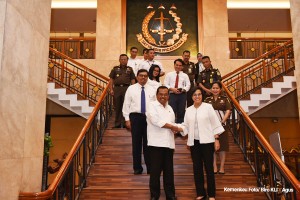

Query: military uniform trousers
[113,85,128,127]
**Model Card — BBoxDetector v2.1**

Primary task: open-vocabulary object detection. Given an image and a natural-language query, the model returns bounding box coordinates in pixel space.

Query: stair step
[85,174,259,189]
[79,114,267,200]
[80,188,267,200]
[239,74,296,113]
[47,82,94,119]
[88,164,253,175]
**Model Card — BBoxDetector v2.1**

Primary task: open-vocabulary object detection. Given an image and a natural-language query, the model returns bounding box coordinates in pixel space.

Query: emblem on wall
[136,3,188,53]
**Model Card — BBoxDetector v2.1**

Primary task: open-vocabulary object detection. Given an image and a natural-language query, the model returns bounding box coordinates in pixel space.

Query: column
[0,0,51,199]
[289,0,300,120]
[95,0,124,77]
[201,0,231,75]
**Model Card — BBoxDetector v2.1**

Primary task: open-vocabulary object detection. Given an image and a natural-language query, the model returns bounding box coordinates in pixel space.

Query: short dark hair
[156,86,169,94]
[137,69,149,76]
[197,52,203,57]
[191,86,202,96]
[183,50,190,54]
[174,58,184,65]
[143,48,149,54]
[130,47,138,51]
[212,81,222,89]
[202,56,210,60]
[119,54,128,59]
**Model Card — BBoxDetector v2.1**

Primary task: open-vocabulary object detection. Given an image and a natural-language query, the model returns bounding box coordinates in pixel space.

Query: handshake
[170,124,183,134]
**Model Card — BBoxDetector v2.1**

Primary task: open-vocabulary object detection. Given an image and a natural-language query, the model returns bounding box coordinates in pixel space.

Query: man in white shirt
[138,49,165,77]
[164,59,190,123]
[127,47,141,76]
[123,69,157,175]
[195,52,205,82]
[147,86,178,200]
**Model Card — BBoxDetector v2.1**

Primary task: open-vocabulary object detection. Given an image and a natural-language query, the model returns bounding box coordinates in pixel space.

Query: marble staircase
[239,75,297,115]
[47,82,94,119]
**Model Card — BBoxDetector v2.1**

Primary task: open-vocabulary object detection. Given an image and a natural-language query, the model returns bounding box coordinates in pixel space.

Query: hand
[206,90,211,95]
[171,125,178,133]
[125,120,131,131]
[214,140,220,151]
[109,90,114,96]
[172,88,181,94]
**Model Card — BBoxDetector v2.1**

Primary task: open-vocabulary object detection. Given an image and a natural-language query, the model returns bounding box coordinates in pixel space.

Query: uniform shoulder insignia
[204,96,211,101]
[113,66,119,69]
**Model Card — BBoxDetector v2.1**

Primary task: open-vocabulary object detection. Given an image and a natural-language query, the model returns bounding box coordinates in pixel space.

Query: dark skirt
[219,129,229,152]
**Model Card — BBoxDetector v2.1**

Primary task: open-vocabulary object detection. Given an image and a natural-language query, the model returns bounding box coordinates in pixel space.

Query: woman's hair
[212,81,222,89]
[149,64,161,82]
[191,86,202,96]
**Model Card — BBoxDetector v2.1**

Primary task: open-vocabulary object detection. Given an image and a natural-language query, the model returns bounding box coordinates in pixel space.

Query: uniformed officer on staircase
[109,54,136,128]
[182,50,197,107]
[197,56,222,101]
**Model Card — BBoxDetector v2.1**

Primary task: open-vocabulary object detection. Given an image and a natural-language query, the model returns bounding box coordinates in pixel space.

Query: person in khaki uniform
[197,56,222,101]
[109,54,136,128]
[182,50,196,107]
[204,81,232,175]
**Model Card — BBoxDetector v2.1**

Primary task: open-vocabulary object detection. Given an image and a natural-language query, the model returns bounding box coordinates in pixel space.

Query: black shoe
[113,124,121,128]
[134,169,143,175]
[150,197,159,200]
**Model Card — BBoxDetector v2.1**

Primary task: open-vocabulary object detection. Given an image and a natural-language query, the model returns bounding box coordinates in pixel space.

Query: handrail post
[240,71,245,95]
[83,70,87,98]
[61,58,65,84]
[262,60,267,83]
[83,136,87,188]
[283,46,289,73]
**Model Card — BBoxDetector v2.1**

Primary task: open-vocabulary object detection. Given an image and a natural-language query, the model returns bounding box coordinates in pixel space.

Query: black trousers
[113,86,128,126]
[168,93,186,123]
[190,141,216,197]
[129,113,150,172]
[149,146,175,199]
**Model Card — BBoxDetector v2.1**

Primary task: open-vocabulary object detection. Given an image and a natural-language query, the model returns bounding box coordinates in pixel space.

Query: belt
[130,112,146,116]
[114,84,130,87]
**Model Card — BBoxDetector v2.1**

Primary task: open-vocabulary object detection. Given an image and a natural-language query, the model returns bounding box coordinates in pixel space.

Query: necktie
[141,86,146,114]
[175,72,179,88]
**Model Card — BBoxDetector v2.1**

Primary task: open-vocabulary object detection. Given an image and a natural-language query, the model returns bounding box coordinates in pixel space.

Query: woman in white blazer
[178,87,224,200]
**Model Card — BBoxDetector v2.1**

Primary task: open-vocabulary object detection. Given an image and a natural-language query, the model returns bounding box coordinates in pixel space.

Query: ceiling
[50,8,292,33]
[51,0,290,9]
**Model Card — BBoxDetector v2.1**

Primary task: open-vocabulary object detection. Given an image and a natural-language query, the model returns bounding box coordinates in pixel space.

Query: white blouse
[146,100,176,149]
[180,103,225,146]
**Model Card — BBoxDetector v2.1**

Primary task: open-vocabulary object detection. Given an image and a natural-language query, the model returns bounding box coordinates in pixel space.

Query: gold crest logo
[136,3,188,53]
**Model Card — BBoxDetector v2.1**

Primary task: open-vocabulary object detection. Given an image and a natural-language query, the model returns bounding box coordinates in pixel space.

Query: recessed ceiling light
[227,0,290,9]
[51,0,97,8]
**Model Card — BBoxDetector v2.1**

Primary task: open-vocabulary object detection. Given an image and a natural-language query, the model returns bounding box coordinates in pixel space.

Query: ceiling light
[51,0,97,9]
[227,0,290,9]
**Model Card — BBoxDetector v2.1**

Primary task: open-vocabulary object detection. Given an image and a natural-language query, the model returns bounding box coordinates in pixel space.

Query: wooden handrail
[223,40,293,80]
[50,37,95,41]
[18,82,111,199]
[221,82,300,192]
[49,47,108,81]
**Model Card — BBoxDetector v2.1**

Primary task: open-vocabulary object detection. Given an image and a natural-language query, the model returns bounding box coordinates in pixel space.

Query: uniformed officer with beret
[197,56,222,101]
[182,50,196,107]
[109,54,136,128]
